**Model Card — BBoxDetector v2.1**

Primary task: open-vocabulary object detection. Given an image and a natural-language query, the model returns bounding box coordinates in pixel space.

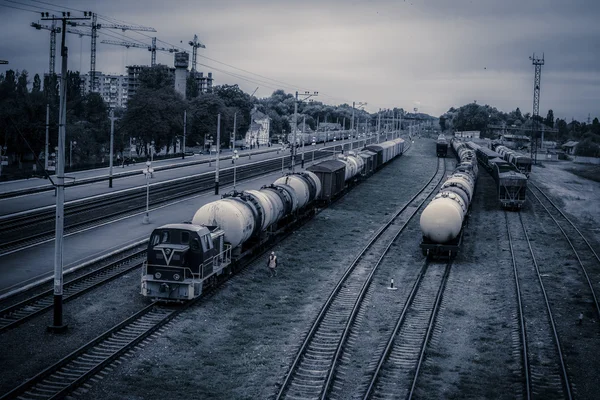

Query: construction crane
[70,13,156,92]
[188,34,206,73]
[31,21,91,75]
[101,38,178,67]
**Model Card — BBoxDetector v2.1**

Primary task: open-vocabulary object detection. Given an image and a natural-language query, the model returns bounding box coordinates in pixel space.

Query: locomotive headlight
[154,272,162,279]
[173,273,180,281]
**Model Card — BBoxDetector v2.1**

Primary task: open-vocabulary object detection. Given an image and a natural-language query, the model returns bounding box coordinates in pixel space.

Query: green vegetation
[440,102,600,156]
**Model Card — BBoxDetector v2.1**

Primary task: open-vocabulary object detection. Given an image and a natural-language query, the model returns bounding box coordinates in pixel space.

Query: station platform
[0,167,301,298]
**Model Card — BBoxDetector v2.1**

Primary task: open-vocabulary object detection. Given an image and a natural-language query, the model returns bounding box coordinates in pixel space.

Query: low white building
[245,108,270,147]
[454,130,480,139]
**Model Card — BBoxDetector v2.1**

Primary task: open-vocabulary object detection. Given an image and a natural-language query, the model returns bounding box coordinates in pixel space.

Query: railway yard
[0,137,599,399]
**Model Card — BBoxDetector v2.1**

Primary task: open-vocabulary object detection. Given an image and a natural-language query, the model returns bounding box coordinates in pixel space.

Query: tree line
[0,66,388,175]
[439,102,600,157]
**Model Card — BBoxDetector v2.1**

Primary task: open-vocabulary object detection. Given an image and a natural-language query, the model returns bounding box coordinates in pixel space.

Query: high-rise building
[80,71,129,109]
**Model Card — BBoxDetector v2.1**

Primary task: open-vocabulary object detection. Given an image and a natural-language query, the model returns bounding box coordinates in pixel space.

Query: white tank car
[273,171,321,209]
[420,192,468,243]
[192,198,256,248]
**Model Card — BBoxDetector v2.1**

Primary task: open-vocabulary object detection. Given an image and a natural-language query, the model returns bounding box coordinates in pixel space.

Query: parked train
[493,145,532,177]
[420,139,478,259]
[468,142,527,209]
[141,138,406,301]
[436,134,448,157]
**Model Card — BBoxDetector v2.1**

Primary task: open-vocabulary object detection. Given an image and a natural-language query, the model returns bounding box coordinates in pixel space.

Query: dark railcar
[358,150,377,176]
[436,141,448,157]
[306,160,347,201]
[364,144,384,169]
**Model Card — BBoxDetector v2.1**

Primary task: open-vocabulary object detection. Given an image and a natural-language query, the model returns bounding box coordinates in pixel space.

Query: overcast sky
[1,0,599,121]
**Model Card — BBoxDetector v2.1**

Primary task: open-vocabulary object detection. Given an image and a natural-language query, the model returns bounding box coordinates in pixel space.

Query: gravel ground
[0,271,147,395]
[3,143,599,400]
[82,138,439,400]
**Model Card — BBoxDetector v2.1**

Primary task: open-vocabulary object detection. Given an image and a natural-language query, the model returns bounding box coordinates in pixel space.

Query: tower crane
[188,34,206,73]
[70,13,156,92]
[31,22,91,75]
[101,38,179,67]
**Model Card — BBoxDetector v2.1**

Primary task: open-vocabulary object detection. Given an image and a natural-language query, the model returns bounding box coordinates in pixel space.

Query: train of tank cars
[140,138,405,301]
[419,138,530,259]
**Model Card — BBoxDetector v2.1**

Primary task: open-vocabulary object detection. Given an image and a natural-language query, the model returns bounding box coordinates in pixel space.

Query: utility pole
[215,113,221,195]
[42,10,92,333]
[301,115,306,168]
[231,112,237,161]
[182,109,186,159]
[45,104,50,171]
[109,110,117,187]
[530,53,545,164]
[292,91,318,172]
[351,101,355,138]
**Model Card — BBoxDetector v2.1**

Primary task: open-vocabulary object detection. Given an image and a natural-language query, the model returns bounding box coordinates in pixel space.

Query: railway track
[0,302,181,400]
[0,246,147,333]
[527,182,600,320]
[276,156,446,399]
[363,259,450,400]
[0,153,323,255]
[505,211,572,400]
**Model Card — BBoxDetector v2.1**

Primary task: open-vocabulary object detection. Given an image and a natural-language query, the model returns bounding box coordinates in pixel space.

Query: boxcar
[306,160,347,201]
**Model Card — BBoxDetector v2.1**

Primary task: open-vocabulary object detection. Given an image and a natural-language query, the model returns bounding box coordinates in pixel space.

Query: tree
[138,65,174,90]
[439,115,447,131]
[32,74,41,93]
[574,139,600,157]
[186,75,199,100]
[122,86,186,156]
[545,109,554,127]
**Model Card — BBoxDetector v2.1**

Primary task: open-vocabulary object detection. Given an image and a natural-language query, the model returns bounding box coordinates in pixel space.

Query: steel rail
[528,184,600,321]
[504,211,532,400]
[277,155,444,399]
[0,249,146,333]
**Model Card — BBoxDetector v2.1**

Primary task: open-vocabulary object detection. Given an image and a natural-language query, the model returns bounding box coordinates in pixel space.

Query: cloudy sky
[1,0,599,121]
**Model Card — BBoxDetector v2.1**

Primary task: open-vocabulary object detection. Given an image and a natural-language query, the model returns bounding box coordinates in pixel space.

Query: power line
[0,2,40,13]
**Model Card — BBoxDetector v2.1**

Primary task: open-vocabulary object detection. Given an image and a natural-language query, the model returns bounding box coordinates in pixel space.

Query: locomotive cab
[142,223,232,301]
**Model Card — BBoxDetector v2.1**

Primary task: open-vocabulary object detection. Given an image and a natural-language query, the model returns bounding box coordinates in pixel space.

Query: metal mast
[32,21,92,75]
[530,53,544,164]
[101,38,178,67]
[188,34,206,73]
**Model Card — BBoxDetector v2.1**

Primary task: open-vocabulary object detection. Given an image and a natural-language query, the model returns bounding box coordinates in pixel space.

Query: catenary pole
[109,110,116,188]
[44,10,92,333]
[182,109,186,159]
[215,113,221,194]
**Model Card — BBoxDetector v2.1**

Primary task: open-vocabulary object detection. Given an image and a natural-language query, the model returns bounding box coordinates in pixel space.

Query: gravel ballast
[3,140,600,400]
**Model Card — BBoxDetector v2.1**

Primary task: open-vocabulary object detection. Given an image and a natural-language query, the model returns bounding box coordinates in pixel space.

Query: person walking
[267,251,278,277]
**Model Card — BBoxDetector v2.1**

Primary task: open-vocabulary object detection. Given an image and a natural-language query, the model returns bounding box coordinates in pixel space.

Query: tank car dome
[420,195,465,243]
[192,198,255,248]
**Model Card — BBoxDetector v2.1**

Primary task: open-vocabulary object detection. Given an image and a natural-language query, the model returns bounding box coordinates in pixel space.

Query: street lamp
[69,140,76,168]
[232,149,239,190]
[142,160,154,224]
[150,140,155,162]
